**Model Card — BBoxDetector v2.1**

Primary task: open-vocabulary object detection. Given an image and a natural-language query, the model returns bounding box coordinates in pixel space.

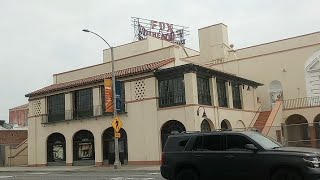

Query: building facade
[184,24,320,148]
[9,104,29,127]
[26,31,261,166]
[26,23,320,166]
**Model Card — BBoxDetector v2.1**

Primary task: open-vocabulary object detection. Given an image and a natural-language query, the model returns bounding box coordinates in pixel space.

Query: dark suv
[161,131,320,180]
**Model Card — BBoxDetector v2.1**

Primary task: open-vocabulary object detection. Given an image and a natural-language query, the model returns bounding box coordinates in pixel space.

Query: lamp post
[82,29,121,169]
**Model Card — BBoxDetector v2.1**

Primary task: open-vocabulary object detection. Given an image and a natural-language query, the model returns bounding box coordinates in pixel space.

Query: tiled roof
[26,58,175,98]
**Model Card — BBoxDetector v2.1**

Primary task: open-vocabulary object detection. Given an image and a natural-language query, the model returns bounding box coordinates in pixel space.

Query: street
[0,171,165,180]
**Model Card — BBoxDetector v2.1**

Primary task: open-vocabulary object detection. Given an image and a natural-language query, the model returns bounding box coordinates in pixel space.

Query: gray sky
[1,0,320,122]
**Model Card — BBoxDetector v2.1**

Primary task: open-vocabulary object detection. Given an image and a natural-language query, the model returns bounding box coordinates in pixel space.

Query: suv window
[226,135,252,150]
[192,135,222,151]
[164,136,191,152]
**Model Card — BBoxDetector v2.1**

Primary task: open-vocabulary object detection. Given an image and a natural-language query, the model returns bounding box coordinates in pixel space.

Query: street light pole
[82,29,121,169]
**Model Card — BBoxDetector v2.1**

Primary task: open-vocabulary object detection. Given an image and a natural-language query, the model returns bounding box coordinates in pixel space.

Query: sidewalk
[0,165,160,172]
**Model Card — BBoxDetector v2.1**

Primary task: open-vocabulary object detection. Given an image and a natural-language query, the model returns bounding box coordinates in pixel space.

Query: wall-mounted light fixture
[197,106,208,119]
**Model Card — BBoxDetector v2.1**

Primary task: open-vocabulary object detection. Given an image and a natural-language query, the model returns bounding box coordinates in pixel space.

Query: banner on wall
[104,79,113,112]
[105,80,124,113]
[116,81,124,112]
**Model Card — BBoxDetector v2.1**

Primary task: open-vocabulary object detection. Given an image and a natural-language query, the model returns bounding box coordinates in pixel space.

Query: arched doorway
[285,114,309,147]
[103,127,128,165]
[161,120,186,150]
[73,130,95,165]
[47,133,66,165]
[235,120,246,131]
[221,119,231,130]
[201,119,214,132]
[269,80,283,108]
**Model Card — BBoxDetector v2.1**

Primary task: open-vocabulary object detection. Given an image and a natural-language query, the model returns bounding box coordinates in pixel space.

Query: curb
[0,167,161,173]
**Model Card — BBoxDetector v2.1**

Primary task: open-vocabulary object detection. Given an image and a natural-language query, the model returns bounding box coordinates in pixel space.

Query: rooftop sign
[132,17,189,46]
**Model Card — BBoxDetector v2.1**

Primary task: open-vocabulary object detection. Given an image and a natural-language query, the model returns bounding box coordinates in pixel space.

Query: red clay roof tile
[25,58,174,98]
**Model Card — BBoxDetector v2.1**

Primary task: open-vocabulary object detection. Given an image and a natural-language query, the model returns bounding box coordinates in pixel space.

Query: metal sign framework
[131,17,189,46]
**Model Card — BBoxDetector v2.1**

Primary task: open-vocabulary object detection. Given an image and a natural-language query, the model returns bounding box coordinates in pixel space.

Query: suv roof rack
[180,131,200,134]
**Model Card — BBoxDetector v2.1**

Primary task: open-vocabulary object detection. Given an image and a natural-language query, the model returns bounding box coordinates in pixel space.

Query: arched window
[73,130,94,161]
[161,120,186,150]
[201,119,211,132]
[47,133,66,163]
[221,119,232,130]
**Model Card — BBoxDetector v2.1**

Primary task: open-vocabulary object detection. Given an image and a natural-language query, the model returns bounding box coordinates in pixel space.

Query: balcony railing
[283,96,320,110]
[159,95,186,108]
[42,105,110,124]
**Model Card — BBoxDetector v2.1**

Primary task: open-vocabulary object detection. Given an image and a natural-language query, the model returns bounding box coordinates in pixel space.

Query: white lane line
[27,173,48,175]
[148,172,160,175]
[0,176,13,179]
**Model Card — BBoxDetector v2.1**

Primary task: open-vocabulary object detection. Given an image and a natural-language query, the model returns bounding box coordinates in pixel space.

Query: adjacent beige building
[25,23,320,166]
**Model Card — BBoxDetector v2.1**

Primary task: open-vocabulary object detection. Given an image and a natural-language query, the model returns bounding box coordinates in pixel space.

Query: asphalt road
[0,171,165,180]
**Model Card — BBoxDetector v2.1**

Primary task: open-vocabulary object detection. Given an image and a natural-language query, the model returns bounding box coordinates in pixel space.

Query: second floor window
[159,76,185,108]
[47,94,65,122]
[197,76,212,105]
[232,84,242,109]
[73,88,93,119]
[217,79,228,107]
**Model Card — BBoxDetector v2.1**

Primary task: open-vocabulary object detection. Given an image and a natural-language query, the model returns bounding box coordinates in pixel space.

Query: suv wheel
[271,168,302,180]
[176,168,199,180]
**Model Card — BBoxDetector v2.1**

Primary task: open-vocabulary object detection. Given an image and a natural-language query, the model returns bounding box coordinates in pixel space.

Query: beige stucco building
[25,23,320,166]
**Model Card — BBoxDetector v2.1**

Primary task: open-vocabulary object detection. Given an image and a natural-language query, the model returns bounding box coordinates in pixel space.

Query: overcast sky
[1,0,320,122]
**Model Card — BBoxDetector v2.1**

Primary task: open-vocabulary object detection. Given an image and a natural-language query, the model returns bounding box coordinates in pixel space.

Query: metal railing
[42,105,110,124]
[159,95,186,108]
[283,96,320,110]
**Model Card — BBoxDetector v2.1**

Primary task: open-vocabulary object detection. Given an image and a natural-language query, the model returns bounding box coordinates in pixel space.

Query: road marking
[0,176,13,179]
[27,173,48,175]
[148,172,160,175]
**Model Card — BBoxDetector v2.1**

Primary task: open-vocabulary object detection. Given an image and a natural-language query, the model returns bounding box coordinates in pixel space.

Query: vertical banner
[116,81,123,112]
[104,79,113,112]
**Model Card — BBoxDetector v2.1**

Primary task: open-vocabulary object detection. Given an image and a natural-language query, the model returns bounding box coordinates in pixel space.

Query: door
[223,134,261,180]
[106,139,126,164]
[107,140,115,164]
[190,135,226,179]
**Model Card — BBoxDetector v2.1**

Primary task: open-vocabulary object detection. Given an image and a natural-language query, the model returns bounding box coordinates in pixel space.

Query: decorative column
[309,125,317,148]
[227,82,233,108]
[94,132,103,166]
[93,87,102,116]
[65,93,73,120]
[66,136,73,166]
[184,73,198,105]
[210,77,219,129]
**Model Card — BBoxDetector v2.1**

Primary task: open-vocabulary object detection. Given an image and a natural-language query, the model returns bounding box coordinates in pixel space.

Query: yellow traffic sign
[115,133,121,138]
[111,116,123,133]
